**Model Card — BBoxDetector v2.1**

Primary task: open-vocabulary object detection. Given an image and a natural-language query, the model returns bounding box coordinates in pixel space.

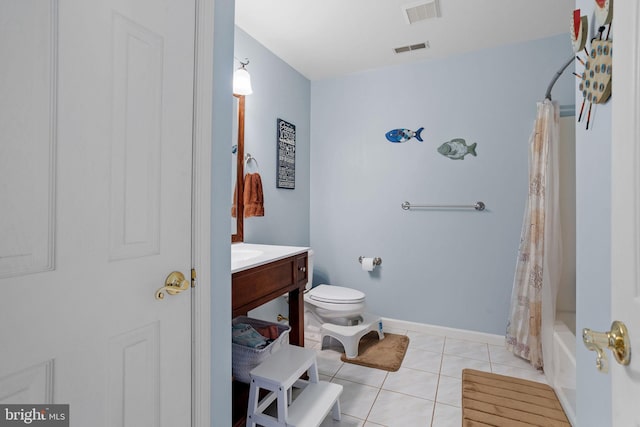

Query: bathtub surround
[552,321,577,424]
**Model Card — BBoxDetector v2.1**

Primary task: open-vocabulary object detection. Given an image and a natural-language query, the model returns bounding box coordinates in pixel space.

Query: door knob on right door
[155,271,190,300]
[582,320,631,373]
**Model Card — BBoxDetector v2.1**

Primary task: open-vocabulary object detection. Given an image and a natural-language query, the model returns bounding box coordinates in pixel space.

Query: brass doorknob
[582,320,631,373]
[155,271,190,300]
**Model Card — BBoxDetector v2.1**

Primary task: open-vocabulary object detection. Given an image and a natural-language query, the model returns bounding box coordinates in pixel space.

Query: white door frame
[192,0,214,425]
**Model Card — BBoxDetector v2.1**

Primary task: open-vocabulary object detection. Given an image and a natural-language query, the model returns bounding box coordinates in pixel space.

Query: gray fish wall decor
[437,138,477,160]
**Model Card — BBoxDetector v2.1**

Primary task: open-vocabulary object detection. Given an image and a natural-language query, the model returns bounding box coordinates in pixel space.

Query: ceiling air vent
[394,41,429,54]
[402,0,441,24]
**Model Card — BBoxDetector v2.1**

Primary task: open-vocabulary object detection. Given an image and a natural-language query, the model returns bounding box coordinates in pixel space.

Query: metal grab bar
[401,201,486,211]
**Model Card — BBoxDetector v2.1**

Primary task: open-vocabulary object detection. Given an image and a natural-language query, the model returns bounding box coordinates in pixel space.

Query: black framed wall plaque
[277,118,296,189]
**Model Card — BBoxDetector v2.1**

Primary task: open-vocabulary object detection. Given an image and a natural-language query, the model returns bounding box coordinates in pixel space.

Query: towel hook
[244,152,260,170]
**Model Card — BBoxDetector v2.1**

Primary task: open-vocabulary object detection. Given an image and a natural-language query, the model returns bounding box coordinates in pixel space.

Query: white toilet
[303,250,384,358]
[303,250,366,326]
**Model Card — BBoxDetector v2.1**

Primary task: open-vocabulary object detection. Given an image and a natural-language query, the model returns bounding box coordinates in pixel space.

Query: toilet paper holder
[358,256,382,266]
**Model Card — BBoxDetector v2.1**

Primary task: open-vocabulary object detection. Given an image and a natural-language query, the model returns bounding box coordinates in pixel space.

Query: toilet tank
[306,249,314,291]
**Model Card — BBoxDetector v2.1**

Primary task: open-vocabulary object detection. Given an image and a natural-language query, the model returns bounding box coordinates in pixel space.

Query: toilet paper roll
[361,257,375,272]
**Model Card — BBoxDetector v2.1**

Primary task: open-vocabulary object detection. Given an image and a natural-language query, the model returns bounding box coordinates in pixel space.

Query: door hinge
[191,268,197,288]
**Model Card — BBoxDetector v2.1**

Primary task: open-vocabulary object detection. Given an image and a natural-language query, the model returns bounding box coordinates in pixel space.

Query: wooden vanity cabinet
[231,251,307,345]
[231,251,308,426]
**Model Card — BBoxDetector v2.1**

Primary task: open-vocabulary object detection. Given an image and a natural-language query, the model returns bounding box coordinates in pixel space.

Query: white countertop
[231,243,310,273]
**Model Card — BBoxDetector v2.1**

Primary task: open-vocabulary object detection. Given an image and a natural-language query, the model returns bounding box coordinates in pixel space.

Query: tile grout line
[364,379,385,426]
[487,342,494,373]
[431,336,448,426]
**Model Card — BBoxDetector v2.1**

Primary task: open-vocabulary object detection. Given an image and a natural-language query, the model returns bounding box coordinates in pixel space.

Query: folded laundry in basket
[232,323,268,348]
[256,325,280,340]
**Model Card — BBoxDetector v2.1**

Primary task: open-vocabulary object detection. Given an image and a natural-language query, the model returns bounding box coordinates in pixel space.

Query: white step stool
[246,344,342,427]
[320,313,384,359]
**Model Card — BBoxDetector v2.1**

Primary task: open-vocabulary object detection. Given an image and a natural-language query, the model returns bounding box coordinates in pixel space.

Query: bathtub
[550,313,576,426]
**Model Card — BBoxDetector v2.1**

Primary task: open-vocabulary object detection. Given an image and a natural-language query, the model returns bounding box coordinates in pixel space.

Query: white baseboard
[381,317,505,346]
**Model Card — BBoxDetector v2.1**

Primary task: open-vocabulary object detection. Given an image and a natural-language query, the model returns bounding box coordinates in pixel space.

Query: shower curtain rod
[544,55,576,101]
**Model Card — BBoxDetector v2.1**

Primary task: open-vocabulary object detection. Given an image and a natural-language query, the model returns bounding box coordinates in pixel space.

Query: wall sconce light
[233,59,253,95]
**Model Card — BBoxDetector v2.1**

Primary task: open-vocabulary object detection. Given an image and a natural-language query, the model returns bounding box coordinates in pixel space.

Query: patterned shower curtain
[506,99,562,370]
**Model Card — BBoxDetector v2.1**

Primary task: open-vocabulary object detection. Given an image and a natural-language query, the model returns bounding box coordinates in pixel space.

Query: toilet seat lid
[308,284,365,304]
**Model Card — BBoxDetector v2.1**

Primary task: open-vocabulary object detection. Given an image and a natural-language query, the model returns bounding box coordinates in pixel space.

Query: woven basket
[232,316,290,383]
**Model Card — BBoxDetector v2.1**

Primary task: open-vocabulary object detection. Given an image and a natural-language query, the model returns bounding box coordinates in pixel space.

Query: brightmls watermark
[0,405,68,426]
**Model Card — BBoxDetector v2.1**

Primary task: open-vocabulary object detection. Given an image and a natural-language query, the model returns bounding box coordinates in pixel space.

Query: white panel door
[0,0,195,426]
[611,1,640,425]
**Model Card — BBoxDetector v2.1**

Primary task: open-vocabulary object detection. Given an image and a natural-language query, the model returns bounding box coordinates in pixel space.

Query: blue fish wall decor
[437,138,477,160]
[385,127,424,143]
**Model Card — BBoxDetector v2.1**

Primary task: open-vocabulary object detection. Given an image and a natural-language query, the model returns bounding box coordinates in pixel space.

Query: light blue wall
[309,35,574,335]
[211,1,235,425]
[234,28,311,247]
[224,13,611,424]
[574,0,612,424]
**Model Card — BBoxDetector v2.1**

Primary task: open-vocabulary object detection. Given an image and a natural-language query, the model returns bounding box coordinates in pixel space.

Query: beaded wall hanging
[573,1,613,129]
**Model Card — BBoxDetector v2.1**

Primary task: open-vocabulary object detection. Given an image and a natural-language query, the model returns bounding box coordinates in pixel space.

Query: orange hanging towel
[231,179,238,218]
[243,173,264,217]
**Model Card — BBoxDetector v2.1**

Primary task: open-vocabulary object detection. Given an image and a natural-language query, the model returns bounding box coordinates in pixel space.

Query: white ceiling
[235,0,574,81]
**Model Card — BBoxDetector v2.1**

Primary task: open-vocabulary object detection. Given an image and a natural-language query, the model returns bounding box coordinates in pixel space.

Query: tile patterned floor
[303,326,547,427]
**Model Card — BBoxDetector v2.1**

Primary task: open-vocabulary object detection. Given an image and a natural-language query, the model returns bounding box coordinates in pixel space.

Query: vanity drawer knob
[299,266,306,272]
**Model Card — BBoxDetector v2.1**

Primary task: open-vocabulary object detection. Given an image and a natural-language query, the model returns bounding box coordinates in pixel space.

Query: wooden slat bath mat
[462,369,570,426]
